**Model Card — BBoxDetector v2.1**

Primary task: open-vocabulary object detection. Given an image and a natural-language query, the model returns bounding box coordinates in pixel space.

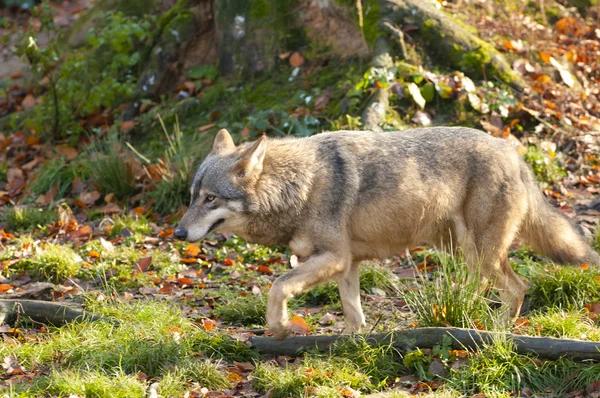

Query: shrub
[23,243,81,282]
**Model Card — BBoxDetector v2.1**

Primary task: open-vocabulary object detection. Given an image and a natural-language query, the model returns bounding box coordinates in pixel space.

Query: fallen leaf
[227,372,243,383]
[79,191,101,205]
[9,72,23,79]
[289,52,304,68]
[120,120,136,132]
[407,83,426,109]
[257,265,273,275]
[0,284,13,293]
[89,250,100,259]
[289,315,311,335]
[185,244,201,257]
[21,94,36,110]
[135,257,152,272]
[201,318,217,331]
[177,277,193,286]
[56,145,79,161]
[318,312,337,325]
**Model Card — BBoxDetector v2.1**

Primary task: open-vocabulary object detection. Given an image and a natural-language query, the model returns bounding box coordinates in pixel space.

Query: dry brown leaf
[56,145,79,161]
[289,52,304,68]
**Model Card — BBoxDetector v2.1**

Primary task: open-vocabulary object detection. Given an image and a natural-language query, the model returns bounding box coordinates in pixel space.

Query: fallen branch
[0,299,108,327]
[250,327,600,361]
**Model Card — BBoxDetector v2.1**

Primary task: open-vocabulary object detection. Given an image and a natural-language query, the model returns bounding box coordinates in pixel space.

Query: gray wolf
[174,127,600,339]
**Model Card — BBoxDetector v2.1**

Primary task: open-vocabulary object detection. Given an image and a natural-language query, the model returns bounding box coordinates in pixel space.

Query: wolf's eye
[205,195,216,203]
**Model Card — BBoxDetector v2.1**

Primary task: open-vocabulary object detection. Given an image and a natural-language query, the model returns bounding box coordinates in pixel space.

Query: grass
[447,335,536,396]
[93,151,136,199]
[144,116,210,215]
[213,290,268,326]
[108,214,151,237]
[331,335,408,388]
[527,309,600,341]
[1,207,57,232]
[528,264,600,311]
[252,356,372,397]
[28,157,89,199]
[13,369,147,398]
[401,252,500,329]
[294,262,400,307]
[20,243,82,282]
[4,299,254,397]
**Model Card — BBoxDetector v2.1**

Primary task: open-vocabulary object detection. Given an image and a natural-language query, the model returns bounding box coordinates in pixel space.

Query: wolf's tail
[519,164,600,266]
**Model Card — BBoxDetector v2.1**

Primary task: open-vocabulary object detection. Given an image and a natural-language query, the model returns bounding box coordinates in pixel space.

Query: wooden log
[0,300,108,326]
[250,327,600,361]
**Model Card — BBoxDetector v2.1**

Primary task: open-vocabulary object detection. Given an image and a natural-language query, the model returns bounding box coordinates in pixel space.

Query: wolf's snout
[174,227,188,241]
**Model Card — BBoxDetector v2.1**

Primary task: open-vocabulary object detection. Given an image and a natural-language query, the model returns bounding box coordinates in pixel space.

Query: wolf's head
[174,129,266,242]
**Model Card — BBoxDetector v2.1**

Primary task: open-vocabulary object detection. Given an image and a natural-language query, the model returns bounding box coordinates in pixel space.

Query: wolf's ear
[234,135,267,178]
[212,129,235,154]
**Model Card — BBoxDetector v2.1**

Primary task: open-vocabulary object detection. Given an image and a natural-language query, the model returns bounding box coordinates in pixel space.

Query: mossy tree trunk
[380,0,527,90]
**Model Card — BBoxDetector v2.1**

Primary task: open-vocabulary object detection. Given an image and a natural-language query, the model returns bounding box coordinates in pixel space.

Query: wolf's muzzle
[207,218,225,234]
[174,227,188,240]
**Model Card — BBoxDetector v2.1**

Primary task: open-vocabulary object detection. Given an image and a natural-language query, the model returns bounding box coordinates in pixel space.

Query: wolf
[174,127,600,339]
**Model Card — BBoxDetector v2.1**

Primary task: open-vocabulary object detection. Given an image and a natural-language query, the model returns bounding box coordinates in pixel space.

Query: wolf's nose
[174,227,188,240]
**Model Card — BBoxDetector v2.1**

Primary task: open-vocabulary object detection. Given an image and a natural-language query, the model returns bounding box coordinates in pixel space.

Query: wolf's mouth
[207,218,225,234]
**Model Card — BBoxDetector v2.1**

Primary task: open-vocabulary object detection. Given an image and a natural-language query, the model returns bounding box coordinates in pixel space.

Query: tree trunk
[380,0,527,90]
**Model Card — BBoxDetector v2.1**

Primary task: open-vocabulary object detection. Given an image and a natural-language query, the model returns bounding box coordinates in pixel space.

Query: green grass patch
[1,207,57,233]
[528,265,600,311]
[28,157,89,199]
[527,309,600,341]
[401,253,500,329]
[252,356,372,397]
[2,299,255,395]
[157,358,231,396]
[213,290,268,326]
[19,243,82,282]
[331,335,407,388]
[13,369,147,398]
[108,214,151,237]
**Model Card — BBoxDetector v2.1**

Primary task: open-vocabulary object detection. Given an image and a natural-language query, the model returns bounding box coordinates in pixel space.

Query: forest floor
[1,0,600,397]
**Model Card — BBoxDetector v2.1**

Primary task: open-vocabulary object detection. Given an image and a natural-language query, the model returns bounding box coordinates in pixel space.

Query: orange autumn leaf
[56,145,79,161]
[201,318,217,331]
[181,257,198,264]
[289,315,311,335]
[289,52,304,68]
[0,284,12,292]
[227,372,243,383]
[159,229,174,238]
[514,317,530,328]
[538,51,551,64]
[185,244,201,257]
[25,136,41,147]
[132,206,146,216]
[581,264,589,271]
[89,250,101,259]
[257,265,273,275]
[555,17,578,35]
[223,257,235,266]
[177,277,193,286]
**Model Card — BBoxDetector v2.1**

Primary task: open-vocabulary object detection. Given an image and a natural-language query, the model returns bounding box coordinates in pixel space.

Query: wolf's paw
[269,323,291,340]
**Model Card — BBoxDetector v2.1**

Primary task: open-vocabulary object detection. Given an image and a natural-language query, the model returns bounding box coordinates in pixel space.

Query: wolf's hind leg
[336,260,366,332]
[268,250,350,339]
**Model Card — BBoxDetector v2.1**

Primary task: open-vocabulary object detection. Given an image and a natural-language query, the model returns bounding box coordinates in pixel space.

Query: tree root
[250,327,600,361]
[0,299,109,327]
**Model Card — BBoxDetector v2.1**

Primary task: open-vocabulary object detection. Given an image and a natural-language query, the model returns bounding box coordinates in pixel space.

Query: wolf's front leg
[267,251,349,340]
[337,260,365,332]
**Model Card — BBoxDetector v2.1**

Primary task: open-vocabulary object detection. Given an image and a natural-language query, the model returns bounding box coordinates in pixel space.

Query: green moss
[249,0,270,20]
[115,0,159,17]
